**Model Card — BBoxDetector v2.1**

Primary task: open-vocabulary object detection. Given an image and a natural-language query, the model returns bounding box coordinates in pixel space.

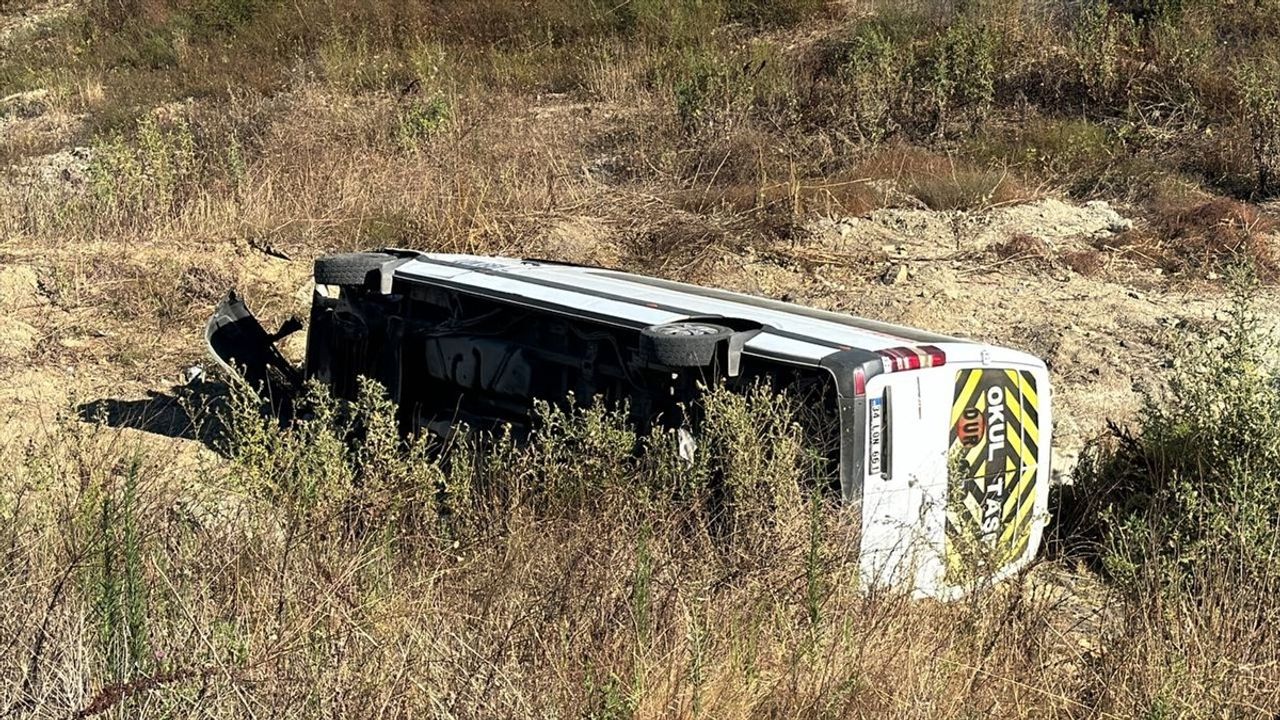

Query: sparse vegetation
[1075,273,1280,581]
[6,327,1280,715]
[5,0,1280,716]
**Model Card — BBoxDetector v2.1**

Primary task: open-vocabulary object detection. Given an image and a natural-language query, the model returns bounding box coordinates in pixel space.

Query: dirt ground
[3,0,1279,483]
[5,186,1275,483]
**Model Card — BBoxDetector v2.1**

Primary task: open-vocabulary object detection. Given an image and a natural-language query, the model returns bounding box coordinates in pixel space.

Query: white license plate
[868,396,884,476]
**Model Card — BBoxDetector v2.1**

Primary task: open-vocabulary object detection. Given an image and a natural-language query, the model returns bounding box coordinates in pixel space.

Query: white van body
[208,250,1053,597]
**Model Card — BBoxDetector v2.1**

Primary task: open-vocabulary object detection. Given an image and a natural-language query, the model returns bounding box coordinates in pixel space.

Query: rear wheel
[640,322,733,368]
[313,252,395,287]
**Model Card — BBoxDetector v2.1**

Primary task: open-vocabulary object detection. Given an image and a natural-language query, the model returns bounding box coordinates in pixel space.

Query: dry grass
[4,0,1280,716]
[2,385,1277,717]
[1108,198,1280,279]
[993,232,1053,264]
[1150,198,1280,277]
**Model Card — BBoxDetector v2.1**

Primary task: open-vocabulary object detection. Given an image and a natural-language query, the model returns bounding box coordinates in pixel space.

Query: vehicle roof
[394,253,975,366]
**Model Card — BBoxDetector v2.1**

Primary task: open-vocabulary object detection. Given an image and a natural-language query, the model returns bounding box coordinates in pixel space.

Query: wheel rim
[656,323,722,337]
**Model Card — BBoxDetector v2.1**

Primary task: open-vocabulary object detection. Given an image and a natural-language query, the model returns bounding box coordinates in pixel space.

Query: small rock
[881,264,908,285]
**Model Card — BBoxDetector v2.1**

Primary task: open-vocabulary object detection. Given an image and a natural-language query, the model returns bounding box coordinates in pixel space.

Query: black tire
[314,252,393,287]
[640,322,734,368]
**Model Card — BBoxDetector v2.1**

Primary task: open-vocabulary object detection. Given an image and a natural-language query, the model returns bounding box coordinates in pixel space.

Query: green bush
[970,117,1119,176]
[183,0,261,38]
[396,96,451,149]
[1072,1,1134,106]
[605,0,723,42]
[698,383,809,551]
[671,48,729,133]
[1238,56,1280,196]
[224,378,446,541]
[92,457,151,681]
[838,23,908,142]
[1076,272,1280,588]
[668,43,792,135]
[221,376,814,553]
[87,114,198,219]
[914,21,995,136]
[725,0,827,28]
[525,396,639,508]
[671,51,739,134]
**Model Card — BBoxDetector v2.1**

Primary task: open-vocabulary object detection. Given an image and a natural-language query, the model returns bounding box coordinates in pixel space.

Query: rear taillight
[877,345,946,373]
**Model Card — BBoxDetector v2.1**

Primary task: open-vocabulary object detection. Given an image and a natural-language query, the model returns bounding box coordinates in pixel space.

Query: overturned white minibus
[207,250,1051,596]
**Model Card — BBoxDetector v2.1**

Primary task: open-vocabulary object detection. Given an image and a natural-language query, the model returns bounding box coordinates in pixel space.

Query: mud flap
[205,290,303,413]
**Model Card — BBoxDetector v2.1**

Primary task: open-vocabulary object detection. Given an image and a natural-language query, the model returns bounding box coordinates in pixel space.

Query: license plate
[868,396,884,476]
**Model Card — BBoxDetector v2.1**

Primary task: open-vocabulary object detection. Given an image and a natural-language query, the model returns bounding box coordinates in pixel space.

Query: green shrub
[87,114,198,219]
[221,376,814,554]
[1137,13,1214,120]
[606,0,723,43]
[1077,272,1280,588]
[224,380,356,529]
[725,0,827,28]
[317,33,391,92]
[669,43,792,135]
[184,0,261,38]
[966,117,1134,197]
[672,52,731,134]
[1072,1,1134,106]
[92,456,152,681]
[1116,0,1188,26]
[971,117,1119,176]
[396,96,451,149]
[914,21,995,136]
[526,396,638,508]
[698,383,809,551]
[1238,56,1280,196]
[226,379,443,541]
[838,23,908,142]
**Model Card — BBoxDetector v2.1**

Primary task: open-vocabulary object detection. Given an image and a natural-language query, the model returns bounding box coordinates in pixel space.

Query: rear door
[945,367,1044,582]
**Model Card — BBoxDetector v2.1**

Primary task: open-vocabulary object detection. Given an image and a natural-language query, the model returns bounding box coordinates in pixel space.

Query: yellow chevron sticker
[1003,394,1040,447]
[948,367,1043,584]
[1005,368,1040,409]
[1001,469,1037,545]
[1005,426,1037,473]
[951,369,984,426]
